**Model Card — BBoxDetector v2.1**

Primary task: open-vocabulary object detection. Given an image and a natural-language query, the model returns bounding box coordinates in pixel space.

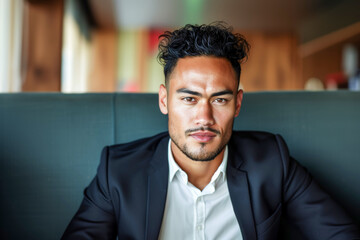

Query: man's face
[159,56,243,162]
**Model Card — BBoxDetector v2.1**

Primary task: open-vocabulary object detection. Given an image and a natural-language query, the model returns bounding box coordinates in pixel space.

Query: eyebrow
[176,88,233,97]
[211,90,233,97]
[176,88,201,96]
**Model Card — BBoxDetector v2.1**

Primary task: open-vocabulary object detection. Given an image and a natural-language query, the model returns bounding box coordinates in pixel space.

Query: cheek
[168,107,190,130]
[214,108,236,128]
[169,102,195,121]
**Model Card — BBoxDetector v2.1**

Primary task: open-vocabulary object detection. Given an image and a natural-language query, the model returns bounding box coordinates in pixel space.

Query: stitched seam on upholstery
[112,93,116,145]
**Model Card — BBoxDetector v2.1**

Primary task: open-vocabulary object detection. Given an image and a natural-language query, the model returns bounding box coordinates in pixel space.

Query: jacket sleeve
[61,146,117,240]
[276,134,360,239]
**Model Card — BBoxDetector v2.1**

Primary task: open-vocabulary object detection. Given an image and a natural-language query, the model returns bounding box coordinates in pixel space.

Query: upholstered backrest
[0,92,359,239]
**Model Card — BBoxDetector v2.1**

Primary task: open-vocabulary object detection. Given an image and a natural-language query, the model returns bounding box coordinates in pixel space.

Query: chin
[185,143,225,162]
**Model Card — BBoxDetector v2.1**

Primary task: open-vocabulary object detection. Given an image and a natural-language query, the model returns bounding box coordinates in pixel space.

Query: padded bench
[0,92,359,239]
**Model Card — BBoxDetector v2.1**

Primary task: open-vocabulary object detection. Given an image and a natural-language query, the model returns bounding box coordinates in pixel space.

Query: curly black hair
[157,22,250,84]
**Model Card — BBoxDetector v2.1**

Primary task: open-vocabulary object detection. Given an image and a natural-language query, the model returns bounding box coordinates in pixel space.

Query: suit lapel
[143,134,257,239]
[227,145,257,240]
[145,137,169,240]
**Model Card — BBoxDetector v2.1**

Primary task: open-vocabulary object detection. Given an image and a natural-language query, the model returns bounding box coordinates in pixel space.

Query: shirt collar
[167,139,228,184]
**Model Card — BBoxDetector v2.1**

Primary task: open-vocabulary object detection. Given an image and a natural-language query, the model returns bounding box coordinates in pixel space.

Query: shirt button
[197,225,203,230]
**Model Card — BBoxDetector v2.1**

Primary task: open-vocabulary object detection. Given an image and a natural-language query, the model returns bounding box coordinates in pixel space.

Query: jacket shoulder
[231,130,278,142]
[108,132,169,155]
[229,131,288,169]
[99,132,170,174]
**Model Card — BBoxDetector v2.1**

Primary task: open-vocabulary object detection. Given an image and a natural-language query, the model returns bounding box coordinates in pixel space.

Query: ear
[158,84,168,115]
[234,89,243,117]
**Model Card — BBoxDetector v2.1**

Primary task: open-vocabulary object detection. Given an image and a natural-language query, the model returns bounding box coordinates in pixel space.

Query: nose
[195,102,215,126]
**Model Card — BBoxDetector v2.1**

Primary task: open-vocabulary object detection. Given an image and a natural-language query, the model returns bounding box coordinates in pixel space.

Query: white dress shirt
[159,140,243,240]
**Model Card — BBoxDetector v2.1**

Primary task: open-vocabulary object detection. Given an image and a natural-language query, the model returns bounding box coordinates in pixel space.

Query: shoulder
[229,131,289,170]
[102,132,169,169]
[231,130,279,141]
[108,132,169,154]
[230,130,286,150]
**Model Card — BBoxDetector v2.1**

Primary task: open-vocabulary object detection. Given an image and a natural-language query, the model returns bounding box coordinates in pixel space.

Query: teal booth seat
[0,92,359,239]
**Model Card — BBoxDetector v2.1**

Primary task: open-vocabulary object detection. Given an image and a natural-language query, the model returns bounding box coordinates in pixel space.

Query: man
[62,23,359,239]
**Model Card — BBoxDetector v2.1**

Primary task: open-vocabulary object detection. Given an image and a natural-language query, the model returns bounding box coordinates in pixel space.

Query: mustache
[185,127,220,135]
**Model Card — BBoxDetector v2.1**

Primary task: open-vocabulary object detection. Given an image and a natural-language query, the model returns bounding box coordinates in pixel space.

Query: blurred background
[0,0,360,93]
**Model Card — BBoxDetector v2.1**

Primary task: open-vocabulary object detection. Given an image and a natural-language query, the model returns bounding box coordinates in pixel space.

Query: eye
[182,97,196,103]
[213,98,228,104]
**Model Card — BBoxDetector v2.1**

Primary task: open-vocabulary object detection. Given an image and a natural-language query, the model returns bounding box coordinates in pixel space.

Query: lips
[189,131,217,142]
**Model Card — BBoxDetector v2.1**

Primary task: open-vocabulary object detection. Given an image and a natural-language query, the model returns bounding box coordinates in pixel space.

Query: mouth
[189,131,218,143]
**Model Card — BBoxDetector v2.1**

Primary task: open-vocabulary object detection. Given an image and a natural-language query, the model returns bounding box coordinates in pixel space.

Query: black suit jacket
[62,131,359,239]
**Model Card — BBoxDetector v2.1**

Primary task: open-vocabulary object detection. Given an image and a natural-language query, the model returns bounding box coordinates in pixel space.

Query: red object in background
[148,29,167,55]
[325,72,347,89]
[122,81,140,92]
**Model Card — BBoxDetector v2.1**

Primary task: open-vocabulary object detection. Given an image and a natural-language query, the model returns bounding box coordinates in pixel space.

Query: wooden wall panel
[302,45,342,86]
[87,29,117,92]
[300,23,360,87]
[239,32,302,91]
[21,0,64,91]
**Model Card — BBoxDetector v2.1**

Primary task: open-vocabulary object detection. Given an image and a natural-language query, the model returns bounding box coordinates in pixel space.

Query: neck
[171,142,225,191]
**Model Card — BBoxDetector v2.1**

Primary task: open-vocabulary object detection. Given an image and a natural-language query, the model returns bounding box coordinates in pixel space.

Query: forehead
[168,56,238,91]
